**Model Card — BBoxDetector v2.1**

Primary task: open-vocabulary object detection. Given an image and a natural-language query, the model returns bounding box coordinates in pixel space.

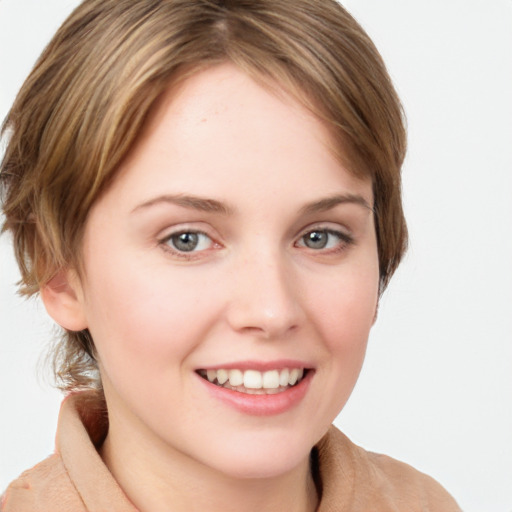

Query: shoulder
[315,426,461,512]
[364,449,461,511]
[1,454,86,512]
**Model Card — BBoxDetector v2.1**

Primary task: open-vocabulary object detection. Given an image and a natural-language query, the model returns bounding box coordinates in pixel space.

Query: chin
[196,428,318,480]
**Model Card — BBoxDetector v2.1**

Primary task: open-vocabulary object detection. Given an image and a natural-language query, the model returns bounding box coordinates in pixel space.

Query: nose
[225,250,303,339]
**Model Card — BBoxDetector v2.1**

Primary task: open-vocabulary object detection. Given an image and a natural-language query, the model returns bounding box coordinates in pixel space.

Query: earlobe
[41,269,88,331]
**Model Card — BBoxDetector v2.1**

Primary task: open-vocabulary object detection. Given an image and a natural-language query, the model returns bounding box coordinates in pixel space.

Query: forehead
[140,64,335,156]
[99,63,373,214]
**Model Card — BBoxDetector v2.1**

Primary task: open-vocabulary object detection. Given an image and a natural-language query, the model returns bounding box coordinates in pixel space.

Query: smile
[197,368,307,395]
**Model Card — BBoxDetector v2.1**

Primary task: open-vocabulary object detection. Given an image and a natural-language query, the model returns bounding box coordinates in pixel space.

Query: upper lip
[196,360,314,372]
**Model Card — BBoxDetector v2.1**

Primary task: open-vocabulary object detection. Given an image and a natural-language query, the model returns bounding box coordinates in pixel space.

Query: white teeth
[263,370,280,389]
[201,367,306,392]
[243,370,262,389]
[228,369,243,387]
[289,368,299,385]
[217,369,229,385]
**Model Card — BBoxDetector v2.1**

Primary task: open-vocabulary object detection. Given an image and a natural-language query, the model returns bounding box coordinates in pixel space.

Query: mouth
[196,368,308,395]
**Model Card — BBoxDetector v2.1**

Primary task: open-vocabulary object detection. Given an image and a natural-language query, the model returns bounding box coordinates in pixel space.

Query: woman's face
[72,63,379,478]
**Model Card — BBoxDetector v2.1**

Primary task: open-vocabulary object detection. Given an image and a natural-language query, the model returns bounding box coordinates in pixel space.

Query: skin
[43,63,380,512]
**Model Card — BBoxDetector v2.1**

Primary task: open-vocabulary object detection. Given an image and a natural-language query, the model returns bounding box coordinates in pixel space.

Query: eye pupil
[172,232,199,252]
[304,230,328,249]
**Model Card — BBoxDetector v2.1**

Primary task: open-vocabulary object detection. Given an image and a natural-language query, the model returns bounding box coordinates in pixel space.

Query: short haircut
[1,0,407,392]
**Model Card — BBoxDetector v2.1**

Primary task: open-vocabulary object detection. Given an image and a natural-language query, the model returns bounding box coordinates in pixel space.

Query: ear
[41,269,88,331]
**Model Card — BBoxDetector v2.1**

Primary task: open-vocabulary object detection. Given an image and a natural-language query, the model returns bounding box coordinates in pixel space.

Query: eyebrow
[131,192,372,216]
[131,194,234,215]
[299,194,374,215]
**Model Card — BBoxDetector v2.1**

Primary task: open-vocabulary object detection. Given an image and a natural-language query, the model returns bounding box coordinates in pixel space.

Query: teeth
[243,370,262,389]
[289,368,299,385]
[228,369,243,387]
[201,368,306,391]
[262,370,279,389]
[217,369,229,384]
[279,368,289,387]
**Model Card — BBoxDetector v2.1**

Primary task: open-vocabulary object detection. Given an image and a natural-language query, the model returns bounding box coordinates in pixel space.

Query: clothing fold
[1,392,461,511]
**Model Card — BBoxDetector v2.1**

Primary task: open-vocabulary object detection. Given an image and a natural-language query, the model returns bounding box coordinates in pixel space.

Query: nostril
[225,263,303,338]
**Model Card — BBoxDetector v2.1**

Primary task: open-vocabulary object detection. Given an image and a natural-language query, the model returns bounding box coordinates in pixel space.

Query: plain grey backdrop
[1,1,511,510]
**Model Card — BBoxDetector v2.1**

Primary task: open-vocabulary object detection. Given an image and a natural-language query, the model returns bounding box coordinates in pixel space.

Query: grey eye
[302,230,329,249]
[170,232,199,252]
[167,232,213,252]
[298,229,351,251]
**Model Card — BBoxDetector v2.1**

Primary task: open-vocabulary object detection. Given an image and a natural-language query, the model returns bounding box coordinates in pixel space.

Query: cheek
[83,261,221,380]
[309,261,378,382]
[311,265,378,344]
[310,276,377,415]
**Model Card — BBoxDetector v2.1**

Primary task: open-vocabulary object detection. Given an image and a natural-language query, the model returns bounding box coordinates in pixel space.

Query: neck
[100,411,319,512]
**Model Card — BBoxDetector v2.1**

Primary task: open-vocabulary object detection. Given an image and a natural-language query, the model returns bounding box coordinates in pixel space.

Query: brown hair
[0,0,407,392]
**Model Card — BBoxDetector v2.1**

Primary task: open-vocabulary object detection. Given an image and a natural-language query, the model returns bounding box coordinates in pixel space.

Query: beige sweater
[1,393,461,511]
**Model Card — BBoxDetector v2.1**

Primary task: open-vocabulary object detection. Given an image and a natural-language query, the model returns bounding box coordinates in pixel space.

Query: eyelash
[295,227,354,254]
[159,230,216,260]
[158,226,354,260]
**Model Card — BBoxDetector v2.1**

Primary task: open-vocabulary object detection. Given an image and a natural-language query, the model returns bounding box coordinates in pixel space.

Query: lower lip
[197,370,313,416]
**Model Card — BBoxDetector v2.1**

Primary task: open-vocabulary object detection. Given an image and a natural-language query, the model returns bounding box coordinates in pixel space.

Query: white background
[1,1,511,510]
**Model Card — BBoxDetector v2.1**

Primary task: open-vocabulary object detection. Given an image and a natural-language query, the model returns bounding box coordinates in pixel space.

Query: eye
[164,231,214,253]
[297,228,352,251]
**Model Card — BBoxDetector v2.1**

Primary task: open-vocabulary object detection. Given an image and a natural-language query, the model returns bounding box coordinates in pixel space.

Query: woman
[0,0,460,510]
